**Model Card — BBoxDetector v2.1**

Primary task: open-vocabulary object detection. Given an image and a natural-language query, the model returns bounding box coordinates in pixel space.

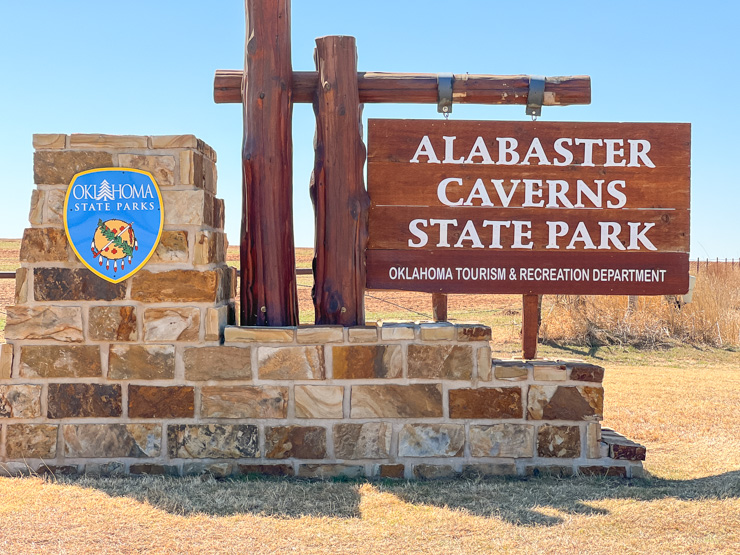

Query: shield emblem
[64,168,164,283]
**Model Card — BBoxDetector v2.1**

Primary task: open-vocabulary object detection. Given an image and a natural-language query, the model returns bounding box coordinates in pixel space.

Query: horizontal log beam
[214,70,591,106]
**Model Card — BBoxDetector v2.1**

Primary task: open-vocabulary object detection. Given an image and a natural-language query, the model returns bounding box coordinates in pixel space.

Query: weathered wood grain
[522,294,540,359]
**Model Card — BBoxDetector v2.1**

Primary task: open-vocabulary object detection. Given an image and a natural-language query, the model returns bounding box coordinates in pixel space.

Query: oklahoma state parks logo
[64,168,164,283]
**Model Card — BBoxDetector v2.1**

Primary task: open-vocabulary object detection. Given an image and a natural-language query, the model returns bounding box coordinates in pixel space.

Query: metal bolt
[341,307,347,313]
[261,306,267,313]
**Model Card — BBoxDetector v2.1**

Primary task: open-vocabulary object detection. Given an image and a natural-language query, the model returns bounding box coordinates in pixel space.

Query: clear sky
[1,0,738,259]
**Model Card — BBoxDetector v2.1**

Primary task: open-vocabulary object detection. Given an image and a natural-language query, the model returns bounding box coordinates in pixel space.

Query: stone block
[118,154,176,187]
[47,384,122,418]
[194,230,226,265]
[578,465,628,477]
[296,326,344,344]
[237,464,294,477]
[15,267,28,304]
[64,424,161,458]
[494,362,529,381]
[6,424,58,458]
[258,346,325,380]
[45,189,65,225]
[152,134,198,149]
[449,387,523,419]
[84,462,126,477]
[225,326,294,343]
[377,464,405,479]
[20,345,101,378]
[37,465,79,477]
[34,268,126,302]
[19,227,70,262]
[131,269,225,303]
[34,150,113,184]
[143,307,200,342]
[537,425,582,458]
[461,464,518,478]
[469,424,534,458]
[151,230,189,263]
[168,424,259,459]
[399,424,464,457]
[587,422,601,459]
[332,345,402,379]
[295,385,343,419]
[456,324,492,341]
[380,323,415,341]
[413,465,458,480]
[527,385,604,421]
[204,158,217,195]
[204,305,230,342]
[183,346,251,381]
[601,428,647,461]
[348,326,377,343]
[33,134,66,149]
[5,305,83,342]
[108,345,175,380]
[28,189,43,225]
[88,306,138,342]
[212,198,225,230]
[182,462,233,478]
[179,151,195,186]
[477,346,492,380]
[265,426,327,459]
[419,323,456,341]
[129,464,180,477]
[163,190,205,225]
[69,134,148,149]
[298,464,364,479]
[569,364,605,383]
[533,364,567,381]
[407,344,472,380]
[334,423,391,459]
[0,463,33,477]
[350,384,443,418]
[129,386,195,418]
[526,465,574,478]
[201,386,287,418]
[0,344,12,379]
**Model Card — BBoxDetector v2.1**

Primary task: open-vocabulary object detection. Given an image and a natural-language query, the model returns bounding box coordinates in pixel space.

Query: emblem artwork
[64,168,164,283]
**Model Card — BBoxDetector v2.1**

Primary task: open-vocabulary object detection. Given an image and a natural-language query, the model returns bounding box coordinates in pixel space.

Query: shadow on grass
[56,470,740,526]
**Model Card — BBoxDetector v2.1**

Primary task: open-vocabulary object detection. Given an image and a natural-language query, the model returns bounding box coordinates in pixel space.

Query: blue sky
[1,0,738,258]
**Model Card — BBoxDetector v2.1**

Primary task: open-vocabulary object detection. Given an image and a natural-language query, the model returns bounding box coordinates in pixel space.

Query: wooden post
[432,293,448,322]
[522,294,540,359]
[240,0,298,326]
[310,36,369,325]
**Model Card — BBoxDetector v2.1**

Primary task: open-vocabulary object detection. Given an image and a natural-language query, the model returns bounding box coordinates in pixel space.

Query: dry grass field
[1,240,739,553]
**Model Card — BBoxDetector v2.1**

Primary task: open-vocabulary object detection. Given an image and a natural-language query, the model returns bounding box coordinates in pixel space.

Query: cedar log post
[432,293,448,322]
[310,36,369,325]
[240,0,299,326]
[522,294,541,359]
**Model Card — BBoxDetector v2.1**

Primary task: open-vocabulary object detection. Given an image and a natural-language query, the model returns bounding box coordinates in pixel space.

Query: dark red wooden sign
[367,119,691,295]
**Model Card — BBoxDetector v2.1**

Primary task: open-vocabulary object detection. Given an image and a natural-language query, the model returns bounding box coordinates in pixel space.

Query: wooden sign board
[367,120,690,295]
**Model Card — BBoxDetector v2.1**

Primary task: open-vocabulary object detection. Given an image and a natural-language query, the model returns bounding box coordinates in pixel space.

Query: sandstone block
[5,305,83,342]
[526,465,574,478]
[380,323,415,341]
[6,424,58,458]
[179,151,195,186]
[131,269,226,303]
[225,326,294,343]
[45,189,65,225]
[19,227,70,262]
[47,384,122,418]
[15,267,28,304]
[462,464,518,478]
[587,422,601,459]
[578,465,628,477]
[201,386,287,418]
[37,465,79,477]
[182,462,233,478]
[449,387,523,419]
[527,385,604,421]
[470,424,534,458]
[204,305,230,342]
[64,424,161,458]
[295,385,343,419]
[129,386,195,418]
[494,362,529,381]
[28,189,43,225]
[33,134,66,149]
[296,326,344,344]
[348,326,377,343]
[0,344,12,379]
[265,426,327,459]
[238,464,294,477]
[151,230,189,263]
[413,464,458,480]
[601,428,647,461]
[407,344,472,380]
[129,464,179,477]
[258,346,325,380]
[34,150,113,184]
[34,268,126,302]
[118,154,176,187]
[334,423,391,459]
[456,324,492,341]
[143,307,200,342]
[350,384,443,418]
[20,345,101,378]
[399,424,464,457]
[419,323,456,341]
[163,190,205,225]
[537,425,581,458]
[377,464,405,479]
[204,158,217,195]
[152,134,198,149]
[69,134,148,149]
[298,464,364,479]
[332,345,402,379]
[533,364,567,381]
[84,462,126,477]
[88,306,138,341]
[108,345,175,380]
[477,346,492,381]
[194,230,226,265]
[183,346,251,380]
[212,197,225,229]
[168,424,258,459]
[569,364,605,383]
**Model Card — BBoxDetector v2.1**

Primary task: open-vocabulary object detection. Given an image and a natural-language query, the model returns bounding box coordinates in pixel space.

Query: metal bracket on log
[437,73,454,115]
[526,75,546,117]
